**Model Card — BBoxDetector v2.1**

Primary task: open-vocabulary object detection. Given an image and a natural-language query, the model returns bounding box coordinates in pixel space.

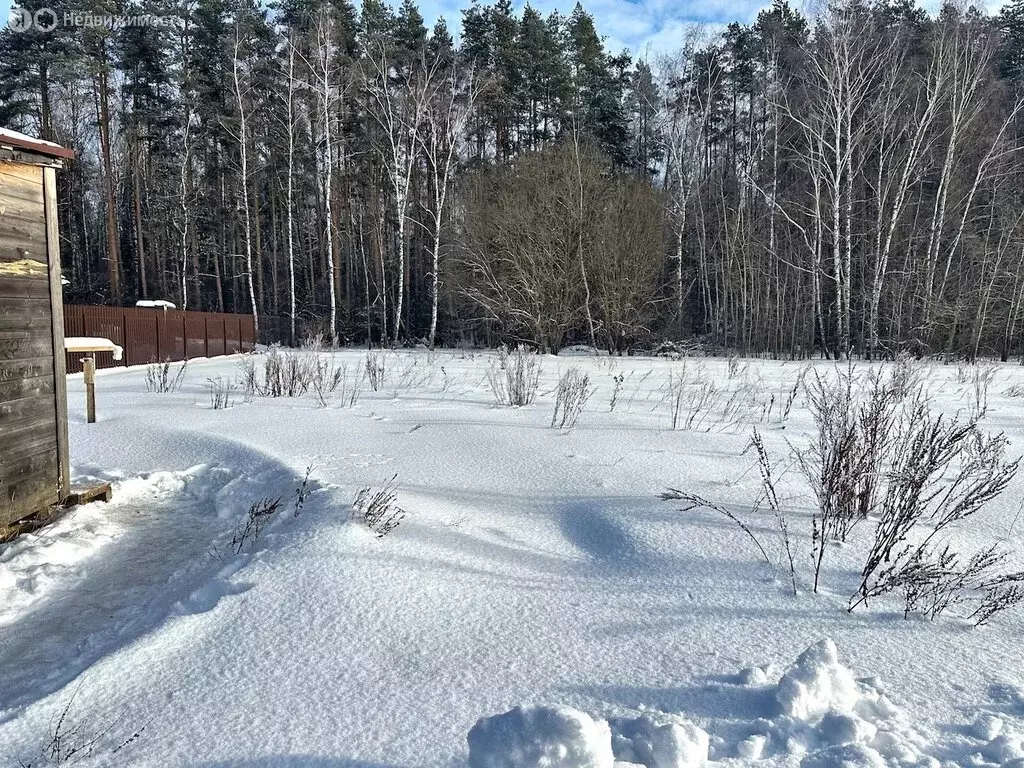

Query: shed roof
[0,128,75,160]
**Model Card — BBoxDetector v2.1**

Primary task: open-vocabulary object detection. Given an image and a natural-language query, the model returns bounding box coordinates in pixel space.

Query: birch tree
[417,57,480,348]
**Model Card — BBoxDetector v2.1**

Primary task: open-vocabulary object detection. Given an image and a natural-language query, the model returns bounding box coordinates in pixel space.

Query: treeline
[3,0,1024,358]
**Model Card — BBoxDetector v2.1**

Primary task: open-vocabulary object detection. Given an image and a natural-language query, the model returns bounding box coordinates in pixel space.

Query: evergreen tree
[565,3,630,165]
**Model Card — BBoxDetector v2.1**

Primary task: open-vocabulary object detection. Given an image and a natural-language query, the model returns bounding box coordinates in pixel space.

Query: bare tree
[363,41,430,345]
[231,14,260,335]
[659,29,712,327]
[417,56,480,349]
[284,34,299,345]
[314,9,338,344]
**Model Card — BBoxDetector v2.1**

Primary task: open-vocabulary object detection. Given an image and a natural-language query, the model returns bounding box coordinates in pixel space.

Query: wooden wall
[0,160,69,527]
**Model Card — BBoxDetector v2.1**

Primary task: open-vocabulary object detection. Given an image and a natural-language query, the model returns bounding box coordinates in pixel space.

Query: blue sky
[4,0,1004,59]
[2,0,770,57]
[413,0,772,56]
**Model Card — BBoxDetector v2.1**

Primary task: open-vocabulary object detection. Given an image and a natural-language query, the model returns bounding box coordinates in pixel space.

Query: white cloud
[412,0,773,57]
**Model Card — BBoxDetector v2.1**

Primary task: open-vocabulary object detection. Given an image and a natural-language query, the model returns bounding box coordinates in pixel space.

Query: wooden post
[44,165,70,496]
[83,354,96,423]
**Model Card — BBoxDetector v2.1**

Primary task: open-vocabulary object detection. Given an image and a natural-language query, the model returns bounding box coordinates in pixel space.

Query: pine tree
[565,3,630,166]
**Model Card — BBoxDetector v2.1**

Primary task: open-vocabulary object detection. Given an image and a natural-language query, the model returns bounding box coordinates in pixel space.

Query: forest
[3,0,1024,358]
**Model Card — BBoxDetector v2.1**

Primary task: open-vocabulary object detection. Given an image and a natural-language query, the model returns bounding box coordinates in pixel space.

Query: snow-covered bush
[609,373,624,412]
[662,366,719,431]
[749,428,797,595]
[800,362,1021,612]
[660,488,772,571]
[145,359,187,393]
[552,368,593,429]
[18,690,147,766]
[238,357,258,401]
[467,706,613,768]
[487,346,541,407]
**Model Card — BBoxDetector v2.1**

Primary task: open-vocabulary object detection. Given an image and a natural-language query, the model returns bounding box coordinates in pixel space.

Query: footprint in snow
[341,454,393,468]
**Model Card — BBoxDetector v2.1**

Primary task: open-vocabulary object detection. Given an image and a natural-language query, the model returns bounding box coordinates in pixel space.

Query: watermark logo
[7,6,180,32]
[33,7,58,32]
[7,7,32,31]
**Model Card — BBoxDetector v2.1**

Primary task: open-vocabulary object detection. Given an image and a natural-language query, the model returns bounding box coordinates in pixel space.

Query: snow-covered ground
[1,349,1023,767]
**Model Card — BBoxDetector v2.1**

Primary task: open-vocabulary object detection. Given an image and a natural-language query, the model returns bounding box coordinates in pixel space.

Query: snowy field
[1,348,1023,767]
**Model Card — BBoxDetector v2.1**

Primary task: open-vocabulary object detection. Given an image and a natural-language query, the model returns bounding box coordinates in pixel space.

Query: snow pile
[974,714,1006,741]
[609,713,709,768]
[0,505,120,626]
[764,639,915,766]
[985,733,1024,765]
[467,706,614,768]
[799,743,888,768]
[776,639,860,721]
[467,707,711,768]
[64,336,124,360]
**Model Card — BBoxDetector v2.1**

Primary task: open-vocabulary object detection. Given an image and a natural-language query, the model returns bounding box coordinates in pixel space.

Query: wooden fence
[63,306,256,374]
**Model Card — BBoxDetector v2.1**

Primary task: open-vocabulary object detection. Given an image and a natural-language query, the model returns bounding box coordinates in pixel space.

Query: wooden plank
[0,201,47,227]
[0,373,53,402]
[0,427,57,466]
[0,451,59,502]
[0,442,58,477]
[0,164,44,203]
[0,331,53,360]
[0,355,56,381]
[0,447,58,483]
[0,295,50,317]
[0,309,50,329]
[64,482,112,506]
[0,482,58,528]
[0,213,47,247]
[43,166,68,496]
[0,392,55,422]
[1,503,68,542]
[0,134,75,161]
[0,469,58,528]
[0,410,57,442]
[0,247,46,267]
[0,275,49,299]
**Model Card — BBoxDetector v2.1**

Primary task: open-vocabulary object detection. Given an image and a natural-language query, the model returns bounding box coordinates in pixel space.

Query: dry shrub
[365,351,387,392]
[850,411,1019,621]
[798,364,912,591]
[552,368,593,429]
[487,345,541,406]
[206,376,236,409]
[353,475,407,537]
[232,496,282,553]
[145,359,187,393]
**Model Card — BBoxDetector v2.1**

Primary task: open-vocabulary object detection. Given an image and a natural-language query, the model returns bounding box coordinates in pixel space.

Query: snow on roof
[65,337,124,361]
[0,128,75,160]
[135,299,177,309]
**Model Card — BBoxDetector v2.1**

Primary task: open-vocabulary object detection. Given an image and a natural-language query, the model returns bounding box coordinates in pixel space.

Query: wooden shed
[0,129,74,528]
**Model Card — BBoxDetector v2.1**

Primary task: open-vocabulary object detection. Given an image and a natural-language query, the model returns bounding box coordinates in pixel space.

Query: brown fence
[63,306,256,374]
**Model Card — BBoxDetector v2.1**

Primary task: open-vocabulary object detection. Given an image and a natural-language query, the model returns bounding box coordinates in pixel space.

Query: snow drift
[467,706,614,768]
